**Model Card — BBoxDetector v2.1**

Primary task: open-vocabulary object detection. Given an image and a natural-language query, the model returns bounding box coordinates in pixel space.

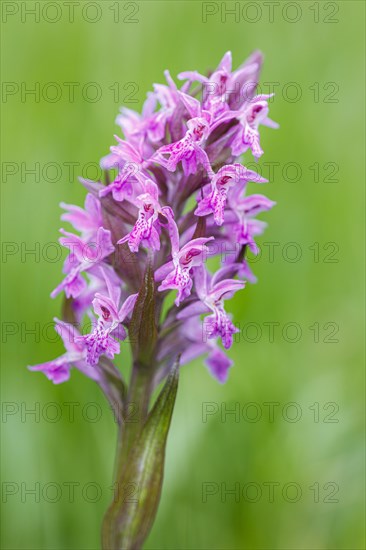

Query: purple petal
[119,293,138,321]
[176,300,210,320]
[205,347,233,383]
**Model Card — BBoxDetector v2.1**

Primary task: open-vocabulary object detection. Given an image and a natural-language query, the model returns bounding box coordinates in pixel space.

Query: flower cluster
[29,51,278,385]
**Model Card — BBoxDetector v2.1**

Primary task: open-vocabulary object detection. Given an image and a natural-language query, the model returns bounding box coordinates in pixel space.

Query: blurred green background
[1,1,365,548]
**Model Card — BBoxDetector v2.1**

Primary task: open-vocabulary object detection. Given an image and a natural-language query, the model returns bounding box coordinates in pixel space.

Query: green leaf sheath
[128,261,158,367]
[102,361,179,550]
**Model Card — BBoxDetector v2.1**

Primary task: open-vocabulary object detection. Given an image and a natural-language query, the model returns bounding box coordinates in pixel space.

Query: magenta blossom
[28,319,98,384]
[231,94,279,159]
[50,227,114,299]
[99,138,147,202]
[81,269,138,366]
[176,265,244,349]
[177,317,233,383]
[195,163,268,226]
[117,179,164,252]
[31,50,277,386]
[154,112,211,176]
[116,70,183,145]
[155,209,213,306]
[60,193,103,239]
[178,50,263,114]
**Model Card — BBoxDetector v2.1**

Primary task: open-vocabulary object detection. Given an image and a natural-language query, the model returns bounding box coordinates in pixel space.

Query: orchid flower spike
[31,50,277,384]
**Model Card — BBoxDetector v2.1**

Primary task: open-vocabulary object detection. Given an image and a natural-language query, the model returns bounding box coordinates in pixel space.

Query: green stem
[119,364,153,471]
[102,362,153,550]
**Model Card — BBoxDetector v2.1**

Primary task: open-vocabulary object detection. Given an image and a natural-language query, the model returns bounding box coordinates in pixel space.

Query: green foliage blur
[1,1,365,548]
